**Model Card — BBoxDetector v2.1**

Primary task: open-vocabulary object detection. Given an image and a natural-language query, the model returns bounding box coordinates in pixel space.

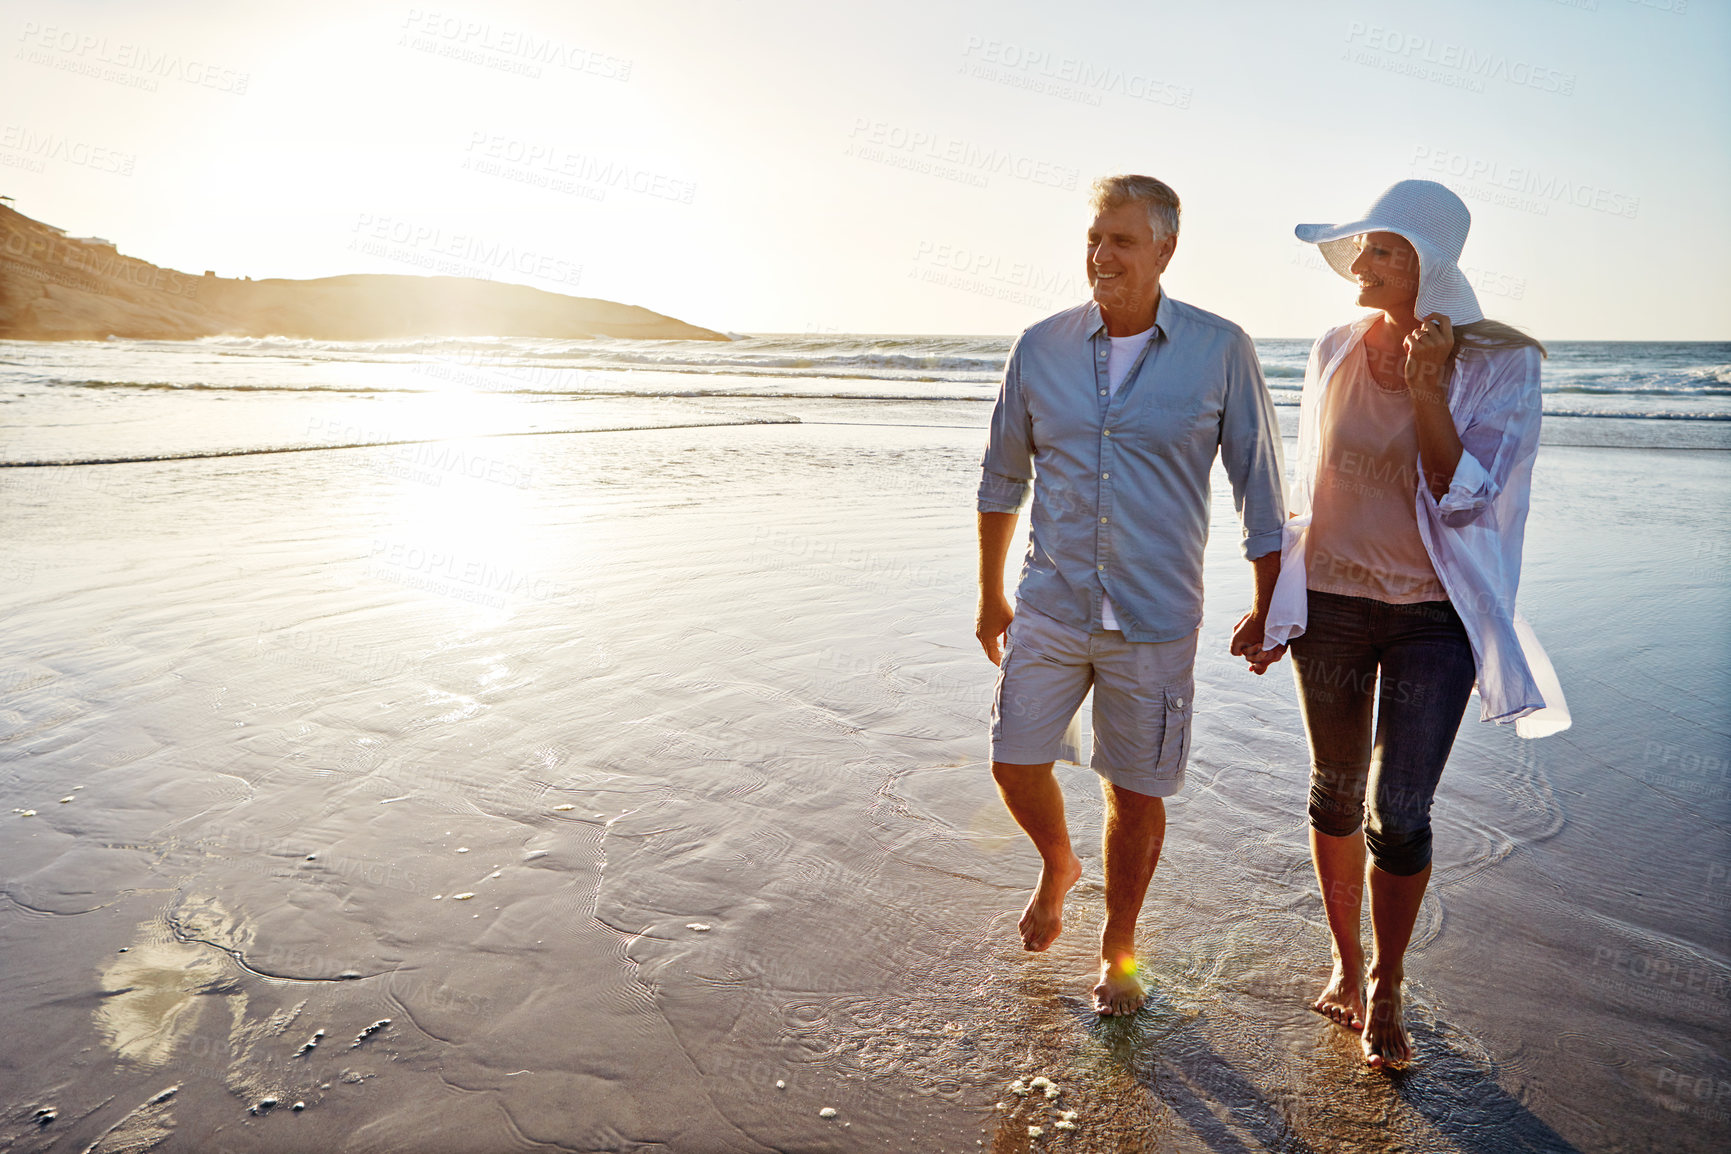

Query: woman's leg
[1290,592,1380,1031]
[1310,827,1368,1029]
[1360,600,1479,1068]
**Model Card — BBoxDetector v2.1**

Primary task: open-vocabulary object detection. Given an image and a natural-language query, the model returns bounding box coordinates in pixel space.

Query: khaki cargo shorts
[990,604,1198,798]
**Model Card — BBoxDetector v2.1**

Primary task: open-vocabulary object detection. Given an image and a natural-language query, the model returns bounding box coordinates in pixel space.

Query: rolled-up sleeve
[1218,332,1287,558]
[977,337,1033,514]
[1432,345,1542,528]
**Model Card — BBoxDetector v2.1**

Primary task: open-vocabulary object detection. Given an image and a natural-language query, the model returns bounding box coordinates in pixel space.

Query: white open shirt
[1264,315,1571,738]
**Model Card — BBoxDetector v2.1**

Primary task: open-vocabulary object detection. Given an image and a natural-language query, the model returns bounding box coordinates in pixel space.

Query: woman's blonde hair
[1454,320,1547,359]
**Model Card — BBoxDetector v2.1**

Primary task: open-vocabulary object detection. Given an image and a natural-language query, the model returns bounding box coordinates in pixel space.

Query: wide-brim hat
[1295,179,1483,325]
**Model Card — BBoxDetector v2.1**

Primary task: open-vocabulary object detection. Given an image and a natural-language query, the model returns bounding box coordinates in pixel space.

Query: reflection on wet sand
[96,896,256,1070]
[95,934,227,1068]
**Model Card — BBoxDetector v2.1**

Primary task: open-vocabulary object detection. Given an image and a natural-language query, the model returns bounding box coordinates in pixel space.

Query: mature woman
[1255,180,1569,1069]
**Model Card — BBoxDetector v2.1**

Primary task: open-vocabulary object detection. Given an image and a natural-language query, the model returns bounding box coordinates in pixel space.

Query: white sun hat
[1295,179,1484,325]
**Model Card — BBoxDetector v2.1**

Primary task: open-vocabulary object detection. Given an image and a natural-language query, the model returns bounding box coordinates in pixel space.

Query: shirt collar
[1086,291,1172,342]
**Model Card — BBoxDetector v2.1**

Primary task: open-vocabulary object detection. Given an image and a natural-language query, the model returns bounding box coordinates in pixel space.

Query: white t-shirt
[1100,327,1156,631]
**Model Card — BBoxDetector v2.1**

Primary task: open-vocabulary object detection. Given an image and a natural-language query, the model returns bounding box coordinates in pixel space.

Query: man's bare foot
[1018,852,1083,951]
[1091,956,1145,1016]
[1312,956,1365,1032]
[1362,972,1414,1069]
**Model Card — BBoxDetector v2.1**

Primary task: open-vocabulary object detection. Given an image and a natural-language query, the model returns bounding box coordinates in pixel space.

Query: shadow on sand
[1065,990,1584,1153]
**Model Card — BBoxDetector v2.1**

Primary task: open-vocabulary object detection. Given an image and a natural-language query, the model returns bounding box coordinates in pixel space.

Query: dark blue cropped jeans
[1290,590,1478,877]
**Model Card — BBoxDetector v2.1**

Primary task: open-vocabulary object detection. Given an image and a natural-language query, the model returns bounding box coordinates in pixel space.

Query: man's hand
[1230,610,1286,676]
[977,591,1015,665]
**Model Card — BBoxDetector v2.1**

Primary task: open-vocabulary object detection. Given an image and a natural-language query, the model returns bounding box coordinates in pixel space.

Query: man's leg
[991,761,1083,952]
[1093,782,1164,1015]
[989,607,1094,953]
[1085,627,1195,1016]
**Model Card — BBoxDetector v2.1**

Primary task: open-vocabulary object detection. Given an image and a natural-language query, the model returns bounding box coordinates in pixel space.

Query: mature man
[976,174,1286,1015]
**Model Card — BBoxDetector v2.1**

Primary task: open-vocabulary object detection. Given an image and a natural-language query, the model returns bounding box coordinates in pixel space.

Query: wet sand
[0,406,1726,1152]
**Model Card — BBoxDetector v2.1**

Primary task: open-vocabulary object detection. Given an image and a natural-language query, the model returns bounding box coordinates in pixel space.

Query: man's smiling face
[1087,201,1177,327]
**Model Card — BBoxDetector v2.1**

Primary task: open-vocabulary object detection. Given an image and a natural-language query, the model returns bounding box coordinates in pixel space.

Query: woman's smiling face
[1348,231,1421,313]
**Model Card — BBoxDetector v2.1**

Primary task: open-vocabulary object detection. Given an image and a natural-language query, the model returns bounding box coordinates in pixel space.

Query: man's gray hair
[1089,175,1181,241]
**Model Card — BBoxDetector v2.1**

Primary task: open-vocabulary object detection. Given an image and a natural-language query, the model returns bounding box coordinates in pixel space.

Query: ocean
[2,334,1728,464]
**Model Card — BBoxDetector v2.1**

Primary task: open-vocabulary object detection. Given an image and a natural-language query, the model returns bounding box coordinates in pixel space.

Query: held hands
[1231,611,1286,676]
[983,597,1285,673]
[976,591,1015,665]
[1402,313,1454,402]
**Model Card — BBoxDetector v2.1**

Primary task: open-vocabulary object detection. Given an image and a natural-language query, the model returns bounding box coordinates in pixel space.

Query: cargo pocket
[1153,680,1194,779]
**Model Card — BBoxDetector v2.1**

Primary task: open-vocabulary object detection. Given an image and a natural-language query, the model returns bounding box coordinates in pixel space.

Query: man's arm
[976,337,1032,665]
[976,512,1018,664]
[1219,332,1289,673]
[1230,550,1284,674]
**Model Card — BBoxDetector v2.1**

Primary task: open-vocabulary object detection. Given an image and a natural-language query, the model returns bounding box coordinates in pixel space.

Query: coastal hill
[0,204,725,341]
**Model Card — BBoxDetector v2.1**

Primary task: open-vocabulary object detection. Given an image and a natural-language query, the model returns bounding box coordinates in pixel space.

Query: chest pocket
[1131,394,1221,456]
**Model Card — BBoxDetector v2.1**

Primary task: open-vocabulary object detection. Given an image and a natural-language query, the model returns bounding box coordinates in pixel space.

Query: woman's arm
[1425,342,1543,529]
[1403,314,1463,501]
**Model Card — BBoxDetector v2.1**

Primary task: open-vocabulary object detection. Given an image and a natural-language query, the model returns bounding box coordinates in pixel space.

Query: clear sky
[3,0,1726,338]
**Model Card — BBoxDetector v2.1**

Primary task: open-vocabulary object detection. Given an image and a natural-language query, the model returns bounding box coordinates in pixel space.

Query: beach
[1,336,1728,1152]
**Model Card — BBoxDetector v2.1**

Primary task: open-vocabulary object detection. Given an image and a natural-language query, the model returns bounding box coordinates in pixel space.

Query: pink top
[1306,344,1448,604]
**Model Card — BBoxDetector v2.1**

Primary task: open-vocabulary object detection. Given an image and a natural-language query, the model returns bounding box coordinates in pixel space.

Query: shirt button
[1101,472,1110,479]
[1174,697,1186,709]
[1097,564,1105,571]
[1103,429,1111,436]
[1099,389,1107,395]
[1100,517,1108,523]
[1098,349,1107,358]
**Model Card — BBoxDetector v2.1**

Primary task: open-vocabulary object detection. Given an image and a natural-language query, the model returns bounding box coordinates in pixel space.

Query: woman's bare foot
[1091,956,1145,1016]
[1312,955,1365,1031]
[1361,971,1414,1069]
[1019,852,1083,951]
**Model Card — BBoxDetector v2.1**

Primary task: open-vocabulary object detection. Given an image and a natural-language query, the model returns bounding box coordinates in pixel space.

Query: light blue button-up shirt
[977,295,1286,643]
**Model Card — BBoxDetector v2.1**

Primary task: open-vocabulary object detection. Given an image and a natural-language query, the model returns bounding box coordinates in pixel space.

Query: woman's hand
[1402,313,1465,498]
[1231,611,1286,675]
[1402,313,1454,403]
